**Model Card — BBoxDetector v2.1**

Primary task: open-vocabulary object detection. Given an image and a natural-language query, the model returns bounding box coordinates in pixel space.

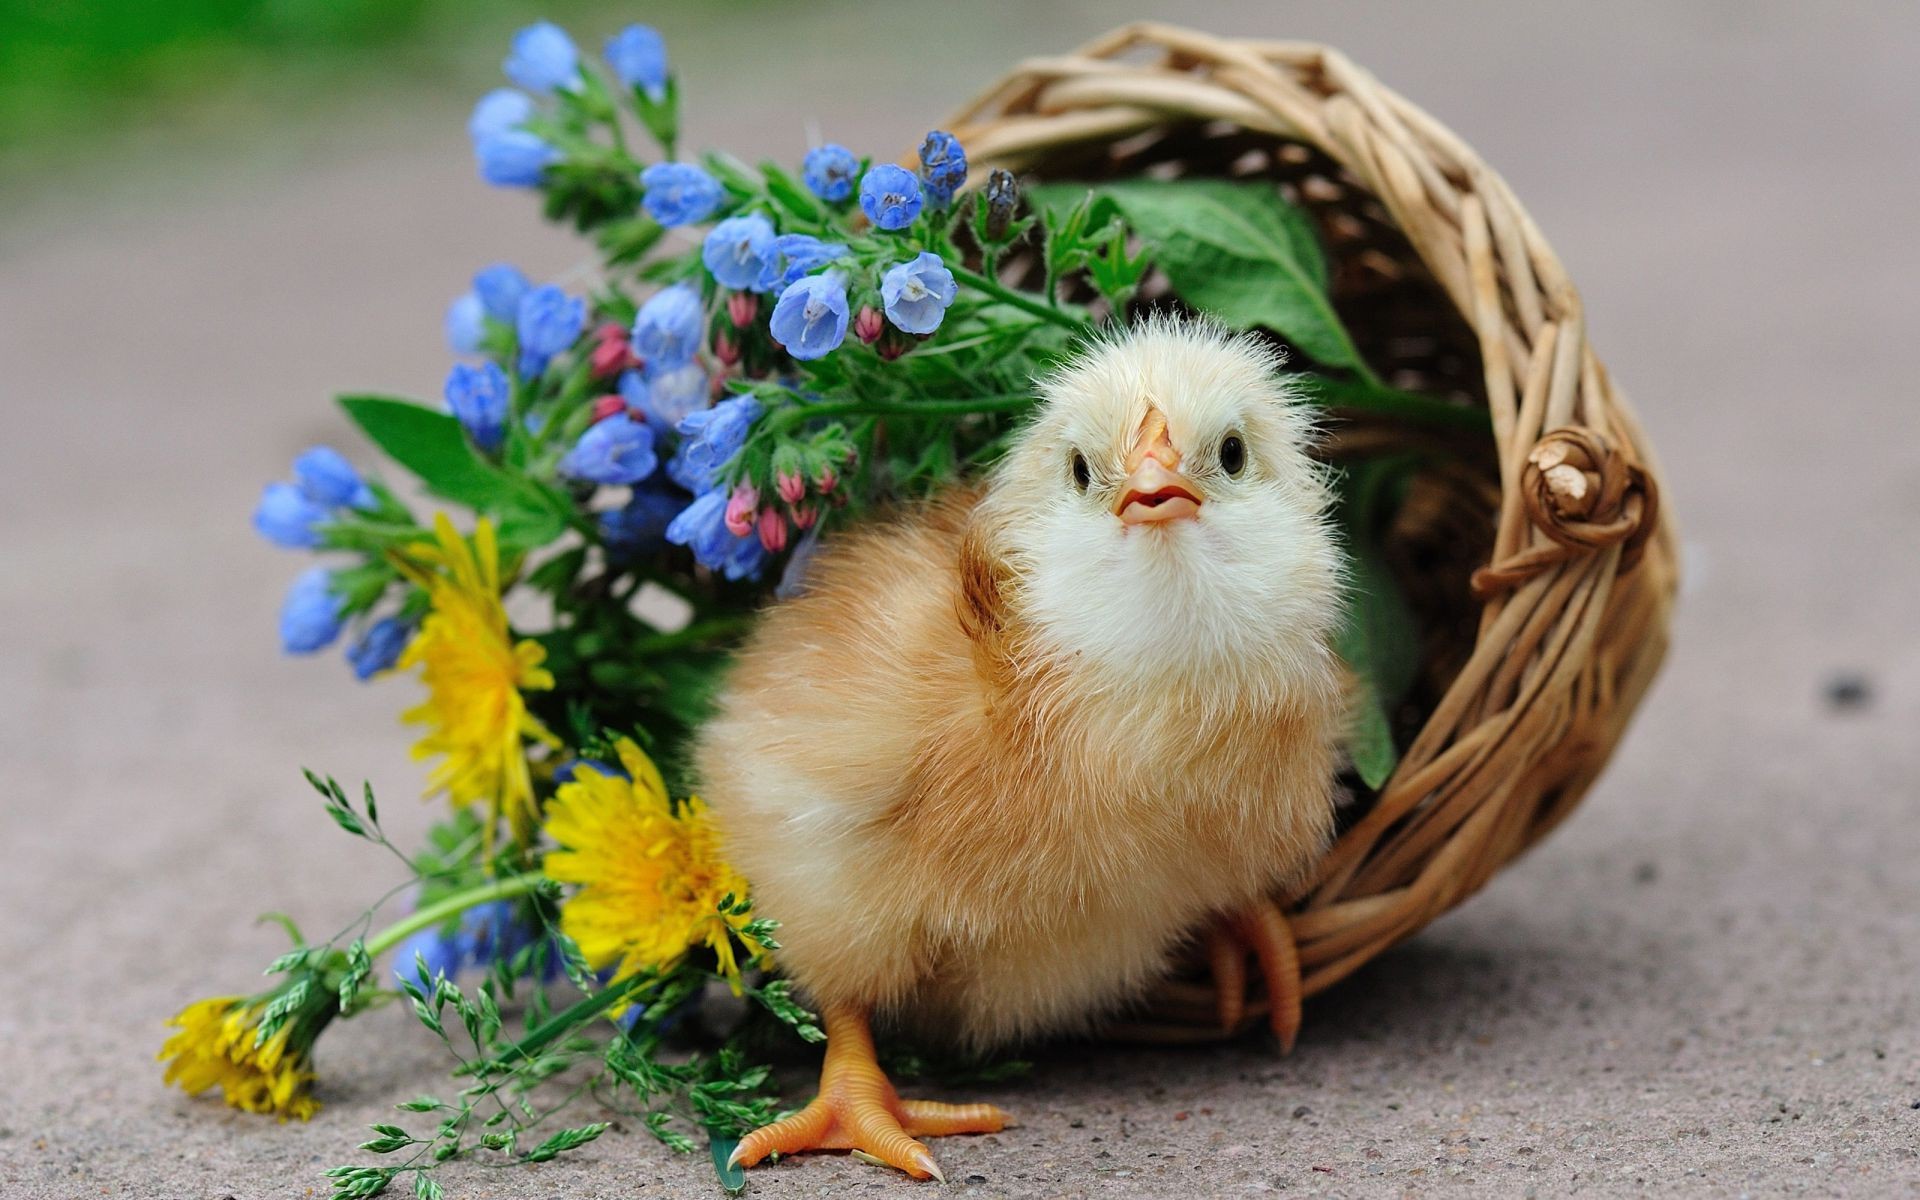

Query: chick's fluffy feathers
[697,321,1344,1050]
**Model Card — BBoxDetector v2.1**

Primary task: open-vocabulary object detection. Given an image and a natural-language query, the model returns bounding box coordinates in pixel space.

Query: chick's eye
[1070,451,1091,492]
[1220,434,1246,477]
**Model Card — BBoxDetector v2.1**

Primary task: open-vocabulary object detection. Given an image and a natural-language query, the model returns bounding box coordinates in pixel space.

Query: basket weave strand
[943,23,1679,1041]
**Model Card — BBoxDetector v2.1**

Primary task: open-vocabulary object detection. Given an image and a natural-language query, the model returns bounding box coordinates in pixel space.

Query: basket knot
[1471,427,1659,599]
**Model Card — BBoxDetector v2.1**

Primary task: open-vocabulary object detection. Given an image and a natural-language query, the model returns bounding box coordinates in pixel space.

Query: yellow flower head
[158,996,320,1121]
[543,739,763,997]
[394,515,558,843]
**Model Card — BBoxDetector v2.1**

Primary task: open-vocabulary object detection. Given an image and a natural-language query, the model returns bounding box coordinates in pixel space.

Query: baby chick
[698,317,1347,1180]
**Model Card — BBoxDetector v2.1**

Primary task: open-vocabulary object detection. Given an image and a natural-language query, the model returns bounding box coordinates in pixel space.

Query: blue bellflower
[280,568,345,654]
[252,482,330,549]
[468,89,534,143]
[880,251,958,335]
[444,292,485,354]
[475,130,559,187]
[444,361,510,452]
[640,162,722,227]
[504,22,580,94]
[631,285,705,368]
[599,484,687,561]
[769,271,850,360]
[472,263,530,322]
[604,25,669,100]
[754,233,848,293]
[346,617,414,680]
[292,446,374,510]
[516,285,586,377]
[666,489,762,579]
[701,213,777,290]
[560,417,659,485]
[802,143,859,203]
[674,395,762,486]
[640,362,708,432]
[859,164,923,230]
[917,130,968,207]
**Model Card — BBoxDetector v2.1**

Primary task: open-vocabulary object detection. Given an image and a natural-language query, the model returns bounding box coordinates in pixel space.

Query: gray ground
[3,1,1918,1196]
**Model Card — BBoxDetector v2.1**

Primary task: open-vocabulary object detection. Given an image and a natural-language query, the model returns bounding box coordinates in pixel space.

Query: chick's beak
[1115,407,1202,525]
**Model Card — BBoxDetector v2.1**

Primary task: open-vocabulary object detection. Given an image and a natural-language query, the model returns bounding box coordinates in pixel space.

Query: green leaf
[1332,458,1424,788]
[709,1135,746,1193]
[338,395,522,512]
[1032,179,1367,373]
[412,1174,444,1200]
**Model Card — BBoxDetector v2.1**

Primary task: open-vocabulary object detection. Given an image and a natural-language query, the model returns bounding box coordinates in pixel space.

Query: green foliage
[1030,180,1374,380]
[1333,457,1425,788]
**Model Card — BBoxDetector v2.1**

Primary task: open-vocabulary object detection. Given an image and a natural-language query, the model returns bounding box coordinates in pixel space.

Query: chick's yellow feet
[1206,895,1304,1051]
[729,1004,1009,1181]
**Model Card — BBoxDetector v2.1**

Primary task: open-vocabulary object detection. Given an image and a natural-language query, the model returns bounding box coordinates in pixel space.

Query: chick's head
[980,317,1343,699]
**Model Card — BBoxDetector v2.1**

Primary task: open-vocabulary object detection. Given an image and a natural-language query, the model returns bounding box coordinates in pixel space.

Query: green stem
[950,266,1090,332]
[778,392,1034,425]
[365,873,546,959]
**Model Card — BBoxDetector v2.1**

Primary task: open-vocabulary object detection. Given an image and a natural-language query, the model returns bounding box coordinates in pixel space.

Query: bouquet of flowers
[163,18,1470,1198]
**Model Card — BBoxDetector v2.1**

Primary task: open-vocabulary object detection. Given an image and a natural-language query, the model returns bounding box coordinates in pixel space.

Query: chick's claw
[1206,897,1304,1052]
[729,1004,1008,1181]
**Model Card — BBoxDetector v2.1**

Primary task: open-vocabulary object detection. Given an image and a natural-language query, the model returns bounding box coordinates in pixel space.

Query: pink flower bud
[724,484,758,537]
[791,503,818,531]
[727,291,759,328]
[876,335,908,362]
[713,329,741,366]
[589,322,635,378]
[816,463,838,495]
[853,305,884,345]
[776,470,806,505]
[757,506,789,552]
[590,394,626,422]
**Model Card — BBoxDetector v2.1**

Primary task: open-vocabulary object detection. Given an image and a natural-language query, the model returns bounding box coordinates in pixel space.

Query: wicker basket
[944,23,1678,1043]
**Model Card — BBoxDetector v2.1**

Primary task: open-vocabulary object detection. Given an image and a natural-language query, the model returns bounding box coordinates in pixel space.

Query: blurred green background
[0,0,634,175]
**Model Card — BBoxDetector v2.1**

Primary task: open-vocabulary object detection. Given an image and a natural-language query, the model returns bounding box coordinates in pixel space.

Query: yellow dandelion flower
[543,738,763,996]
[158,996,321,1121]
[394,514,559,843]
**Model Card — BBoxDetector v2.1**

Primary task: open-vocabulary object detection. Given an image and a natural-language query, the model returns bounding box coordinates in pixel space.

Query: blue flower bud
[475,130,559,188]
[468,88,534,144]
[560,417,659,486]
[280,568,345,654]
[503,22,580,95]
[444,362,510,452]
[881,251,958,336]
[515,284,586,377]
[252,481,330,549]
[769,270,850,360]
[701,213,777,291]
[639,161,722,227]
[802,143,859,203]
[599,484,686,562]
[603,25,668,101]
[292,446,375,510]
[444,292,485,354]
[631,285,705,369]
[859,164,922,231]
[472,263,530,322]
[917,130,968,208]
[346,617,414,680]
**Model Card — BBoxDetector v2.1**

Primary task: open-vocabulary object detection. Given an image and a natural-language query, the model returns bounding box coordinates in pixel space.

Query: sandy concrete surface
[3,1,1917,1196]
